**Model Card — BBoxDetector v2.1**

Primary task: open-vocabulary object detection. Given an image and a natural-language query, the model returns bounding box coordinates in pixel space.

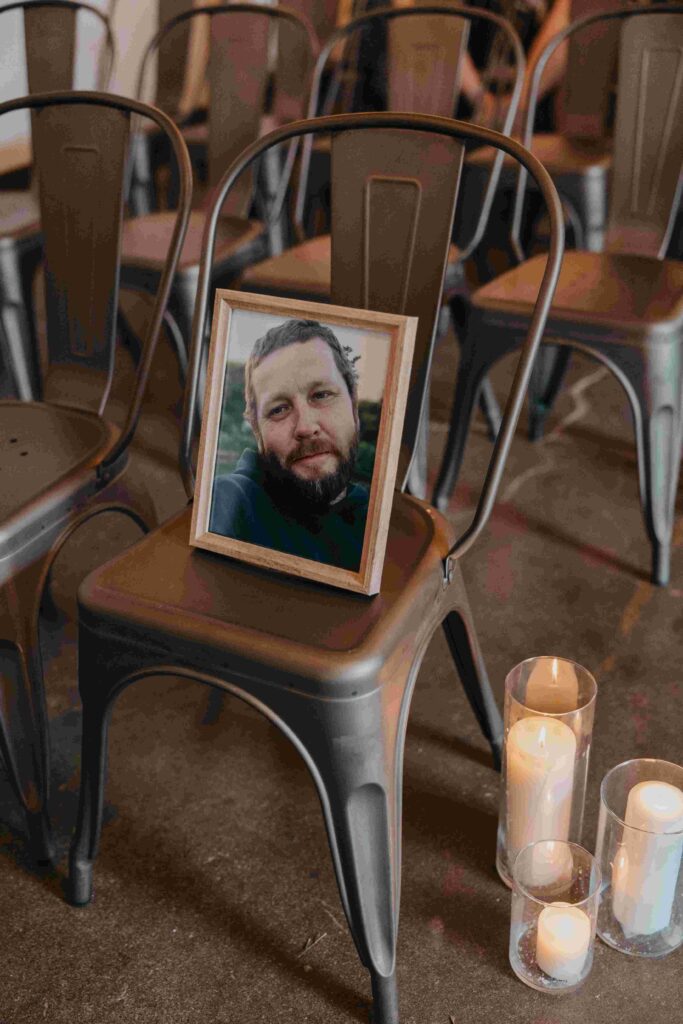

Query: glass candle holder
[496,656,597,887]
[595,758,683,958]
[510,840,600,992]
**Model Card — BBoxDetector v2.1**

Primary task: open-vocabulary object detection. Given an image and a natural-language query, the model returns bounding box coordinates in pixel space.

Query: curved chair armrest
[179,112,564,504]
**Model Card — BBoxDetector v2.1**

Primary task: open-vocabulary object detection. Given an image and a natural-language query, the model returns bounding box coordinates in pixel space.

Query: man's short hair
[244,319,358,429]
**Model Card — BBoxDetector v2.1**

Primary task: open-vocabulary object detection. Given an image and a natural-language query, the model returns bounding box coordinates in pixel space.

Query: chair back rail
[511,4,683,261]
[0,92,192,459]
[0,0,117,93]
[136,4,317,216]
[181,113,564,568]
[558,0,622,140]
[155,0,193,113]
[606,10,683,258]
[294,5,525,263]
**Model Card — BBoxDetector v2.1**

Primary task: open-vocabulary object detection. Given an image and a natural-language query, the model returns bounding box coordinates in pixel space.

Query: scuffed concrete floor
[0,316,681,1023]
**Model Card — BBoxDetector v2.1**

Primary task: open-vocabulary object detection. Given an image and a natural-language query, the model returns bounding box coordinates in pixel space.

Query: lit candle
[525,657,579,713]
[536,901,591,982]
[506,716,577,865]
[612,780,683,936]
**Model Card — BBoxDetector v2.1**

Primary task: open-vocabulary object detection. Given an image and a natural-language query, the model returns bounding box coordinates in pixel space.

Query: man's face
[251,337,359,504]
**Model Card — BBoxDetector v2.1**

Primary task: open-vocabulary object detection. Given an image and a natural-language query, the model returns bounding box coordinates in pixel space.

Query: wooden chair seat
[0,401,118,558]
[474,251,683,341]
[467,134,612,178]
[241,233,464,300]
[78,494,455,698]
[121,210,266,273]
[0,190,41,241]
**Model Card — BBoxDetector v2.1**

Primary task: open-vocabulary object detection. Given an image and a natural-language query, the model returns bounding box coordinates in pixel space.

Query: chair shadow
[406,718,494,771]
[70,809,371,1023]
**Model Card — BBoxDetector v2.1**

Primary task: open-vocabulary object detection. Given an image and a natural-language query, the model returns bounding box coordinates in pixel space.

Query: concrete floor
[0,319,681,1023]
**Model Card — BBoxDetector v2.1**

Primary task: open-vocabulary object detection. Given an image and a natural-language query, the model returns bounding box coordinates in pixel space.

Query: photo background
[214,308,392,483]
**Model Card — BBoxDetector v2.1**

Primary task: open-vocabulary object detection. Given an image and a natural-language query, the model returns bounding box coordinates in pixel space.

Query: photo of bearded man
[209,318,375,572]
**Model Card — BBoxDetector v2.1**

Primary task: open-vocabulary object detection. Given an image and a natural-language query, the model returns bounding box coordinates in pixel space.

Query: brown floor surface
[0,316,681,1023]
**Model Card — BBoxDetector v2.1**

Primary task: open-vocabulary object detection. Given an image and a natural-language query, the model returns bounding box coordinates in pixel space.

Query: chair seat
[240,234,463,301]
[0,189,41,242]
[78,493,455,699]
[473,251,683,342]
[121,210,266,273]
[467,134,612,178]
[0,401,117,560]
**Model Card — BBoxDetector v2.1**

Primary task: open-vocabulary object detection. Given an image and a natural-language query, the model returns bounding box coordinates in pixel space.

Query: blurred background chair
[67,111,563,1024]
[239,3,526,493]
[433,5,683,587]
[0,90,191,865]
[119,2,318,378]
[0,0,115,402]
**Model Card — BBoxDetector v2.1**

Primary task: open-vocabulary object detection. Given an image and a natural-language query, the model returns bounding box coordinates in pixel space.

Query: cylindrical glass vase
[510,840,600,992]
[496,656,597,887]
[595,758,683,957]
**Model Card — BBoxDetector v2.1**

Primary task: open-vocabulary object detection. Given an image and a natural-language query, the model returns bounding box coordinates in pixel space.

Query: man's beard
[261,437,359,513]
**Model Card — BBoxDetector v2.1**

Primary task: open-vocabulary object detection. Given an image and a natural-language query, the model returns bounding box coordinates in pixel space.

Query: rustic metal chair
[433,5,683,587]
[67,111,563,1023]
[0,0,115,402]
[0,90,191,865]
[120,3,318,371]
[239,3,525,493]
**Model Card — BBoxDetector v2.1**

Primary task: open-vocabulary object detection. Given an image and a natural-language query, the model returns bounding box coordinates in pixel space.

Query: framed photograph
[190,291,417,595]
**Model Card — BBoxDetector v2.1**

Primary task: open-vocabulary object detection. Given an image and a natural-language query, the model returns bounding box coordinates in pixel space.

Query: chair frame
[0,0,116,403]
[0,89,192,863]
[68,111,563,1024]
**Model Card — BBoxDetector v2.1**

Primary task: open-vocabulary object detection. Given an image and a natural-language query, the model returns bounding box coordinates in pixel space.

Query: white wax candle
[536,901,591,982]
[507,717,577,863]
[525,657,579,714]
[612,780,683,937]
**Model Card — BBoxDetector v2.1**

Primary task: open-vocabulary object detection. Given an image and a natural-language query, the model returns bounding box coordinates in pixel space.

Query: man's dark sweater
[209,449,369,572]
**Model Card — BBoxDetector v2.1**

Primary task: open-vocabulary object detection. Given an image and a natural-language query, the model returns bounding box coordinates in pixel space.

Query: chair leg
[432,336,497,512]
[528,345,572,442]
[281,689,403,1023]
[442,588,503,770]
[0,242,42,401]
[0,568,54,864]
[632,346,683,587]
[450,297,501,442]
[68,693,111,905]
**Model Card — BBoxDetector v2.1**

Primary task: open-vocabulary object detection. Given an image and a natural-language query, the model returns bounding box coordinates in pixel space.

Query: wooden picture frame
[190,290,417,595]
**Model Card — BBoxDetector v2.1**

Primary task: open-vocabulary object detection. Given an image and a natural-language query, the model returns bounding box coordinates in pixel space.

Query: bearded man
[209,319,370,571]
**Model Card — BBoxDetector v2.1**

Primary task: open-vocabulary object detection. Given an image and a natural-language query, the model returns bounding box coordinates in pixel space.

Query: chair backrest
[181,114,564,557]
[0,91,192,467]
[155,0,193,114]
[512,4,683,261]
[286,0,338,44]
[0,0,115,94]
[137,3,318,216]
[295,5,525,260]
[605,7,683,258]
[557,0,622,140]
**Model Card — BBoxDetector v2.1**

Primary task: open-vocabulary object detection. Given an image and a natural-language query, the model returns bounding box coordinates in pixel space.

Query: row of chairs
[0,6,558,1024]
[0,2,682,1021]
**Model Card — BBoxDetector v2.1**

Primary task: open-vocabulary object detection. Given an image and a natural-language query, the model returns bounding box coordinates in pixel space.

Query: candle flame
[551,657,559,684]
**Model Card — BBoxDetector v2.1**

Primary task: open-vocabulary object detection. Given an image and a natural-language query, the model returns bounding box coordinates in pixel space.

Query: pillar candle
[525,657,579,713]
[506,716,577,863]
[612,780,683,937]
[536,901,591,982]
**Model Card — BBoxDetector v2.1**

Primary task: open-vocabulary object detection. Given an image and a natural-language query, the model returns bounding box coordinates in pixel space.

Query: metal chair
[0,90,191,865]
[434,5,683,587]
[67,111,563,1023]
[239,3,525,492]
[120,3,318,371]
[0,0,115,401]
